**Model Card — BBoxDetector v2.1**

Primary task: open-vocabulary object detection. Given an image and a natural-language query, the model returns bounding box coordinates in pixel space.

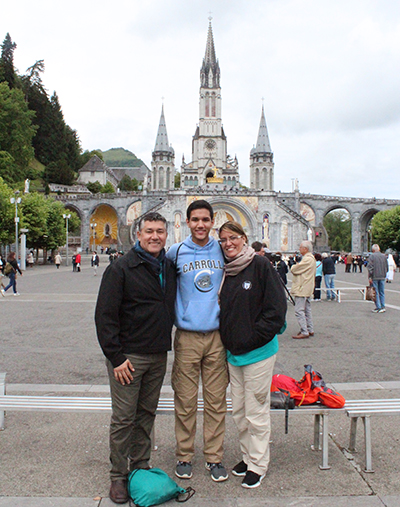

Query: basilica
[69,21,398,254]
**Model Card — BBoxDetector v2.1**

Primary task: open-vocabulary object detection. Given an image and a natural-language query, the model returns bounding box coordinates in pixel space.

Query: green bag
[127,468,194,507]
[4,262,14,276]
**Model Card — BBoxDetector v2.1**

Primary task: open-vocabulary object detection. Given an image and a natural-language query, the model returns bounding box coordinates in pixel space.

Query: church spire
[154,104,172,153]
[200,19,220,89]
[254,105,272,154]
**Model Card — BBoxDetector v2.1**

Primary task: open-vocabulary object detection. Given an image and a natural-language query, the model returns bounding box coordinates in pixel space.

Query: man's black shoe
[109,479,128,504]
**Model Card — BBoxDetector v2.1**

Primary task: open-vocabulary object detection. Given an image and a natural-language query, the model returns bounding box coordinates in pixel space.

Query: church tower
[151,104,175,190]
[250,105,274,190]
[181,19,239,188]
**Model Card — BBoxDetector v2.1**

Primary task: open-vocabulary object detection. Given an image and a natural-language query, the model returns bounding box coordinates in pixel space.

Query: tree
[0,177,15,245]
[0,82,37,182]
[101,181,115,194]
[22,64,82,176]
[323,209,351,252]
[370,206,400,252]
[119,174,139,191]
[20,193,80,255]
[44,160,76,186]
[87,181,102,194]
[174,171,181,188]
[0,151,17,185]
[19,193,49,250]
[67,211,81,235]
[0,33,17,88]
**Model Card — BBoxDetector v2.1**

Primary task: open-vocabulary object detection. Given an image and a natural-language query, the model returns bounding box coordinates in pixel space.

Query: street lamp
[10,191,21,265]
[63,213,71,266]
[90,222,97,252]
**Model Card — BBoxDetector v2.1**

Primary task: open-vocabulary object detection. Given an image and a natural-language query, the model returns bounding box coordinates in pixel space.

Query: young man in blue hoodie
[166,199,229,482]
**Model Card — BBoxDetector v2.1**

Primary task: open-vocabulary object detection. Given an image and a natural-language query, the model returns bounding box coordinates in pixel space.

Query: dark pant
[4,272,17,293]
[107,352,167,480]
[314,276,322,299]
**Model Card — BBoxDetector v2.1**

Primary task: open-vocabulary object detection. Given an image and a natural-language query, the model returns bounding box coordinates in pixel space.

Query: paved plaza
[1,254,400,506]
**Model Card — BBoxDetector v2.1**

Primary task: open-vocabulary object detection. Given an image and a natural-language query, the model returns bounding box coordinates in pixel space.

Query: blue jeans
[372,279,385,309]
[324,274,335,300]
[4,272,17,293]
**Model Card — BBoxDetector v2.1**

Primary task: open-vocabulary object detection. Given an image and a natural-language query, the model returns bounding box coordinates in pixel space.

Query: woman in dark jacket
[1,251,22,296]
[218,221,287,489]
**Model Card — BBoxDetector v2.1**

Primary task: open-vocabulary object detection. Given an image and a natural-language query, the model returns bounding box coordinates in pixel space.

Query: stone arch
[62,204,82,249]
[89,204,119,250]
[359,208,380,253]
[320,204,353,253]
[63,203,82,220]
[206,197,258,242]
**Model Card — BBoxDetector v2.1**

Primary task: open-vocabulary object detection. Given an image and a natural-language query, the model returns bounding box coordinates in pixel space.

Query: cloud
[1,0,400,199]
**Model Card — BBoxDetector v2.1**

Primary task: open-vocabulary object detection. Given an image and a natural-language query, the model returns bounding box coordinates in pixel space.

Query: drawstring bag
[128,468,195,507]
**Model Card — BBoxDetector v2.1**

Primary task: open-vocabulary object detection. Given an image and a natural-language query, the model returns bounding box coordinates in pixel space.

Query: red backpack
[271,365,345,409]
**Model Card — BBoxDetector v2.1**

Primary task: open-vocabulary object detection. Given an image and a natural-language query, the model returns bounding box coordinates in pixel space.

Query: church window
[211,94,216,117]
[205,93,210,116]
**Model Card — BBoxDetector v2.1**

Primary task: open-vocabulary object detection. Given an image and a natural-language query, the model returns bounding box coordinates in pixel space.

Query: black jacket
[322,256,336,275]
[95,248,176,367]
[219,255,287,356]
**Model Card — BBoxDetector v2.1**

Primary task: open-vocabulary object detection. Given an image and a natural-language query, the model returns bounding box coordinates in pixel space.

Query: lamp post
[10,191,21,265]
[63,213,71,266]
[90,222,97,252]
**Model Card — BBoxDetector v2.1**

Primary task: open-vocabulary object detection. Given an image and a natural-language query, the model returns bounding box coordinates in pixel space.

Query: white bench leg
[349,417,358,451]
[313,414,322,450]
[319,414,331,470]
[363,416,374,473]
[0,372,6,430]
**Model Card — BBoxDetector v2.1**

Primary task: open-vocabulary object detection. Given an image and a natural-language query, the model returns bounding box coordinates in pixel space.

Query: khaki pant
[107,352,167,480]
[229,354,276,476]
[172,329,229,463]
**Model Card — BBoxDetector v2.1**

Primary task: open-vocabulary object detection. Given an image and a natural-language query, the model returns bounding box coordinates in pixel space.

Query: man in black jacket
[322,252,336,301]
[95,212,176,504]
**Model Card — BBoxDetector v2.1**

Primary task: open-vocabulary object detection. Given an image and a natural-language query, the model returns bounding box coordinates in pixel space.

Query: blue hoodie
[166,236,224,332]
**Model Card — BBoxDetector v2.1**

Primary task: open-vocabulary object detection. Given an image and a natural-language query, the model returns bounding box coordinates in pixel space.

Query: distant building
[78,155,119,188]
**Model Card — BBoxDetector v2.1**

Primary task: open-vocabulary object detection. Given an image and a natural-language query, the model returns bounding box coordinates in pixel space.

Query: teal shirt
[227,335,279,367]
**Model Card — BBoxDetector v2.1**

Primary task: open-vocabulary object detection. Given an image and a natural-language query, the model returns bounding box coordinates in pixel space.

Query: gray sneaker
[175,461,192,479]
[205,462,228,482]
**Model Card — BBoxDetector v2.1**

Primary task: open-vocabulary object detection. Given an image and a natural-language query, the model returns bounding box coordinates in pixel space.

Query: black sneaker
[241,470,266,489]
[205,462,228,482]
[232,460,247,477]
[175,461,193,479]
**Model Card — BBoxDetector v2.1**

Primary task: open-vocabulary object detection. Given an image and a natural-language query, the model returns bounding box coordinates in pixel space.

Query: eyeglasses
[218,235,243,245]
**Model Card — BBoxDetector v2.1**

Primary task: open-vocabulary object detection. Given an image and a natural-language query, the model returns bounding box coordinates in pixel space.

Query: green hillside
[100,148,144,168]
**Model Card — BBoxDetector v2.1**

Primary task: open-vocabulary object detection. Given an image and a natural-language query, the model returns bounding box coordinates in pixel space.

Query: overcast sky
[3,0,400,199]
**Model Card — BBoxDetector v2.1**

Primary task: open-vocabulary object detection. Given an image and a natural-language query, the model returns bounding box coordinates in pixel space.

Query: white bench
[345,399,400,473]
[0,373,339,470]
[316,287,367,303]
[5,374,399,472]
